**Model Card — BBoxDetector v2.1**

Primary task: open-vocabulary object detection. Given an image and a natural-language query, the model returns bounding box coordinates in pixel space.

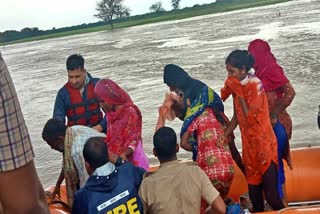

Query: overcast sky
[0,0,215,32]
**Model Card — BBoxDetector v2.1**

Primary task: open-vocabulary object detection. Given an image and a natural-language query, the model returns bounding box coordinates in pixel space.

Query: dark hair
[153,127,177,160]
[225,50,255,72]
[42,118,67,143]
[83,137,109,169]
[66,54,85,71]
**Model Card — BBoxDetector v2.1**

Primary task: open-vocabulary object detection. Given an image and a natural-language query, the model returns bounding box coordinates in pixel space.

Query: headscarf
[164,64,225,160]
[164,64,206,105]
[94,78,140,122]
[94,79,132,105]
[164,64,224,109]
[248,39,289,92]
[94,79,144,159]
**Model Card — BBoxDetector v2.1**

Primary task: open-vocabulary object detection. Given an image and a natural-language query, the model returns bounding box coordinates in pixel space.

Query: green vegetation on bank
[1,0,291,45]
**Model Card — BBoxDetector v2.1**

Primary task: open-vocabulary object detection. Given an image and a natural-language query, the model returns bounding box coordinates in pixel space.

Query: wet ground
[1,0,319,187]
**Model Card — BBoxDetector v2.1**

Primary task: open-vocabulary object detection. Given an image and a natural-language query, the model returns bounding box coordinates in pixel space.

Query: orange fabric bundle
[221,77,245,102]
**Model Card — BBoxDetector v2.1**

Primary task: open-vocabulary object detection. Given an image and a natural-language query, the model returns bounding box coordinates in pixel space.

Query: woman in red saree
[248,39,295,205]
[220,50,284,212]
[94,79,149,170]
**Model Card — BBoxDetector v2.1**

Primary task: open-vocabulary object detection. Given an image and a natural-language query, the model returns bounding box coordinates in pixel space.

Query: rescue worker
[72,137,145,214]
[53,54,104,131]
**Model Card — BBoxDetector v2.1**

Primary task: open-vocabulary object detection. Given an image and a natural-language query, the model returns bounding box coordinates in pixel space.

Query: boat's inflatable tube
[47,146,320,213]
[46,185,69,214]
[228,146,320,203]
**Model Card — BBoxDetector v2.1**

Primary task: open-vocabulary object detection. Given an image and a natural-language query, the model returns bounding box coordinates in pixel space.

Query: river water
[1,0,319,187]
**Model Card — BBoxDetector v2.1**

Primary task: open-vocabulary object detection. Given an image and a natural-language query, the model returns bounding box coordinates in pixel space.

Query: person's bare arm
[180,131,193,151]
[224,112,238,138]
[272,83,296,116]
[209,195,226,214]
[51,167,65,200]
[270,83,296,126]
[119,109,141,161]
[0,161,49,214]
[121,147,134,161]
[155,106,167,131]
[222,107,245,175]
[228,138,245,175]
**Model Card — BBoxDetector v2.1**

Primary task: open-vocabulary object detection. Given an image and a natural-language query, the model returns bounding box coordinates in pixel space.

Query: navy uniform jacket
[72,162,145,214]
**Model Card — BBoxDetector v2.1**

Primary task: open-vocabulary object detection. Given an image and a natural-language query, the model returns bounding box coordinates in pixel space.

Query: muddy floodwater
[1,0,319,187]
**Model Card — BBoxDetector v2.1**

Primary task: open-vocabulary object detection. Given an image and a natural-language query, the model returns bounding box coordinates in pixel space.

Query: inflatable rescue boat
[46,146,320,213]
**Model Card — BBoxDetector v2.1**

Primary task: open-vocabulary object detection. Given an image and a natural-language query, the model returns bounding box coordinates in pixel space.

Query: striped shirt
[0,52,34,172]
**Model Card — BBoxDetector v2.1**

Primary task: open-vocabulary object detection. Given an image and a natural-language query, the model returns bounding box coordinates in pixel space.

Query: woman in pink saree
[94,78,149,170]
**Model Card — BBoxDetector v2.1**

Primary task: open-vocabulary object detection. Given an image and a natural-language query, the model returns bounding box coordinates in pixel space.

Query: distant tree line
[1,0,264,44]
[1,0,180,44]
[0,22,108,44]
[94,0,181,27]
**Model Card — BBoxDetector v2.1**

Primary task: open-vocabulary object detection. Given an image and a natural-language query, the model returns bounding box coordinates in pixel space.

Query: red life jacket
[65,81,102,127]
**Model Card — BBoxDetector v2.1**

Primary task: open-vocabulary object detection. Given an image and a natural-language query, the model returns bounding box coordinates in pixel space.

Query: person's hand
[218,134,227,146]
[92,124,103,132]
[109,153,119,164]
[120,153,128,162]
[287,159,293,170]
[51,183,61,200]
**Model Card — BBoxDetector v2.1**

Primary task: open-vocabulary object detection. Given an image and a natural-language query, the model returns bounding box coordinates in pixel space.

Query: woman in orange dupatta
[94,79,149,170]
[220,50,284,212]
